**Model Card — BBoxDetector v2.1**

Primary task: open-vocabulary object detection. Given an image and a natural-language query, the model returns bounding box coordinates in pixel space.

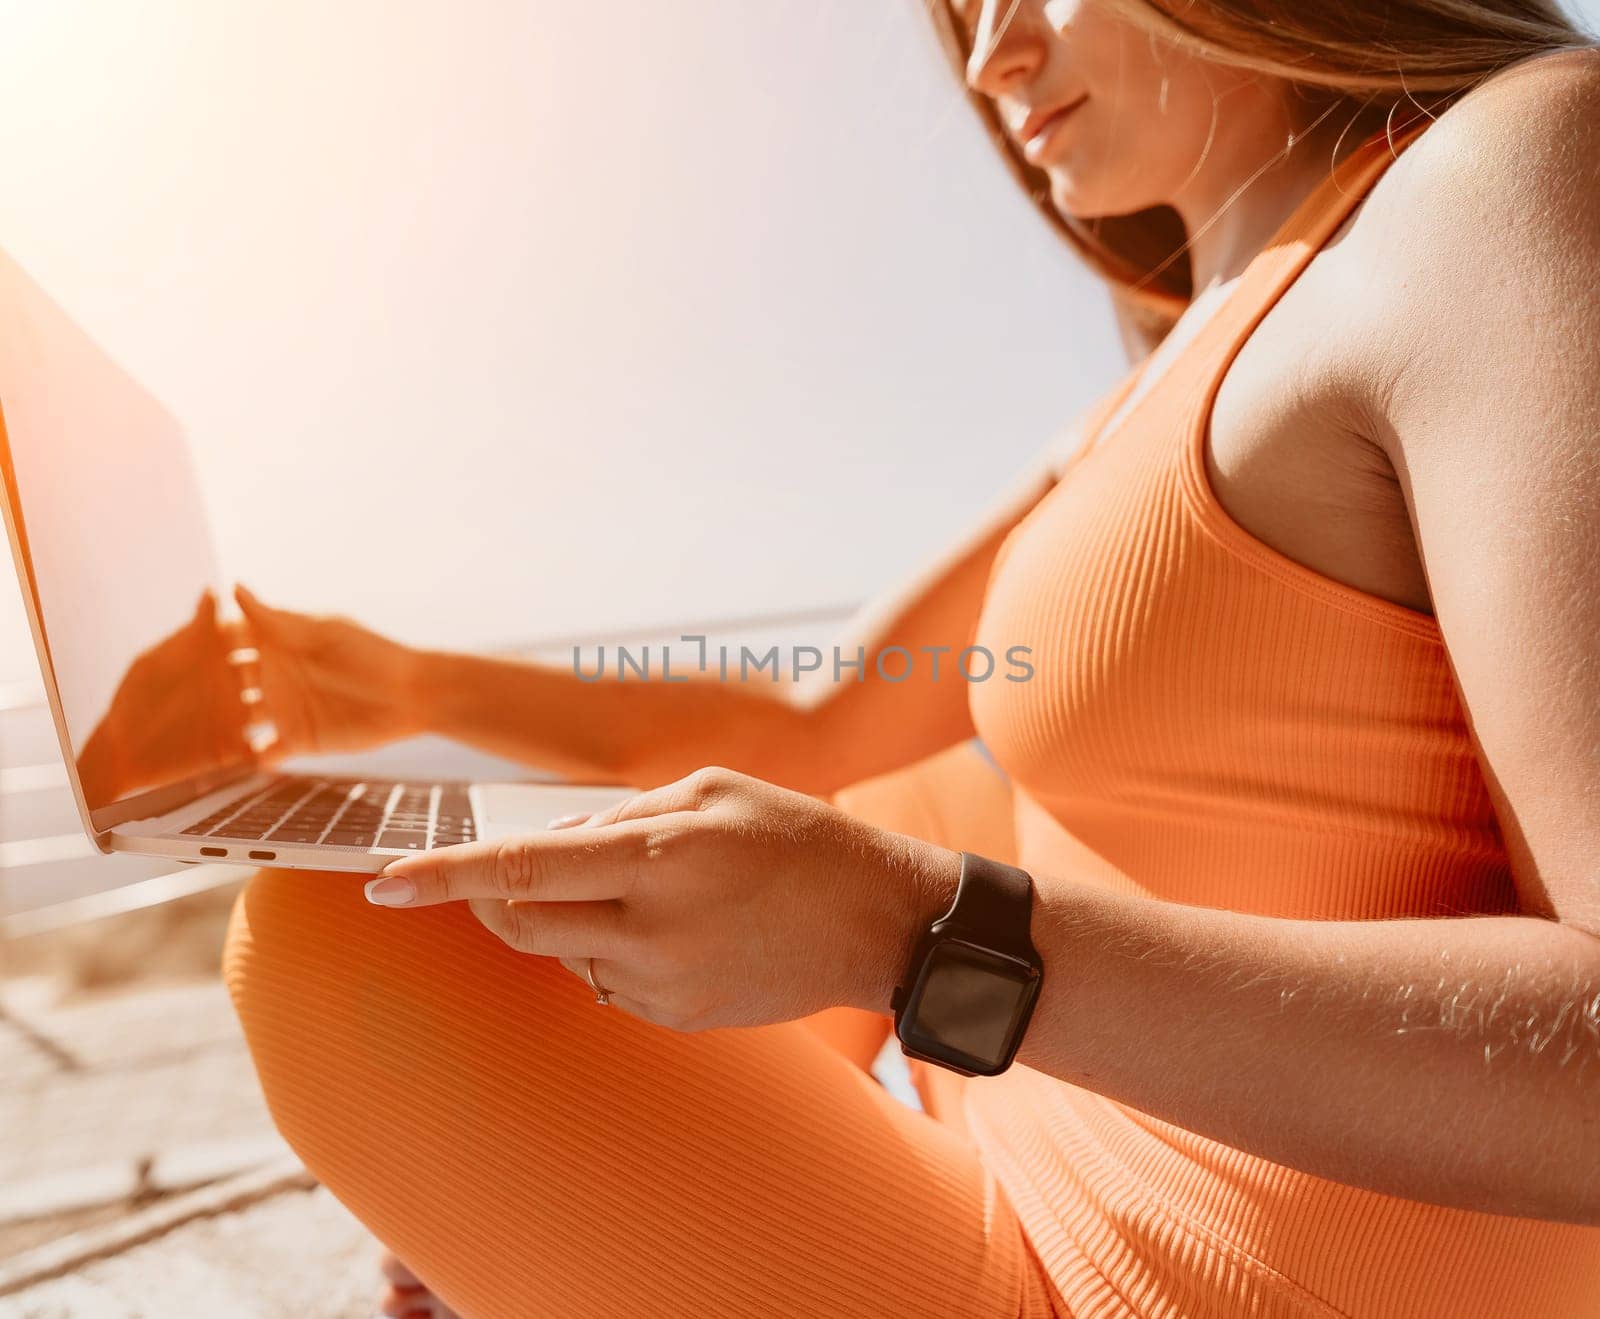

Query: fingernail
[364,876,415,906]
[545,812,590,830]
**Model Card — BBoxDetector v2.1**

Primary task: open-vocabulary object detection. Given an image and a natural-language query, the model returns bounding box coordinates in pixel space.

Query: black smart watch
[889,851,1043,1077]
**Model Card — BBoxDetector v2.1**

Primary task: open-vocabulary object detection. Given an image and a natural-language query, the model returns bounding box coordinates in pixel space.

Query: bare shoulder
[1357,46,1600,282]
[1337,47,1600,444]
[1413,44,1600,150]
[1400,48,1596,209]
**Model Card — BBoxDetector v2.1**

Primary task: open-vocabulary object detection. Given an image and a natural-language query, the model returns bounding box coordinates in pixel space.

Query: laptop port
[249,851,276,861]
[200,847,227,857]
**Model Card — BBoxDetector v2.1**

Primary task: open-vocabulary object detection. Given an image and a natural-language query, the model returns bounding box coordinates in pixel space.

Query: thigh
[798,1004,895,1073]
[225,868,1053,1319]
[830,739,1018,868]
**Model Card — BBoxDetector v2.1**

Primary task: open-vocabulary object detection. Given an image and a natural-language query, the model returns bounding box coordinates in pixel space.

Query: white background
[0,0,1125,689]
[1,0,1594,686]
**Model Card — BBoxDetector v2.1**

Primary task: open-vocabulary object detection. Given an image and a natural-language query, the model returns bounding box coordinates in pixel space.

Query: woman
[225,2,1600,1315]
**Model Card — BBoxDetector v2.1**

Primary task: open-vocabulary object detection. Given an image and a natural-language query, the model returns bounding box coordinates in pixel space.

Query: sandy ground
[3,1185,375,1318]
[1,877,381,1317]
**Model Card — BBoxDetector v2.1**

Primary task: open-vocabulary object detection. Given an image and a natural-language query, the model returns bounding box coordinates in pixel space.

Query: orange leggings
[223,742,1056,1318]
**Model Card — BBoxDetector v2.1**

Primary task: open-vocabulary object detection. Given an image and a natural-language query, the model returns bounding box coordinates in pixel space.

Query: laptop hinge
[89,760,262,836]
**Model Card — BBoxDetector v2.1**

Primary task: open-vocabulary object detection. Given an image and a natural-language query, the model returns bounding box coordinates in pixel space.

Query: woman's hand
[76,590,253,805]
[234,585,424,759]
[363,767,962,1031]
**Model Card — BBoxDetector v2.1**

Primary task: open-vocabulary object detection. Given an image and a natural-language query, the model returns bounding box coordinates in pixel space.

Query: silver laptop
[0,247,633,875]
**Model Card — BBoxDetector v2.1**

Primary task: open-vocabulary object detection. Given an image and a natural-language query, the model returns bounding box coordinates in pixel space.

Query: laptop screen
[0,248,253,830]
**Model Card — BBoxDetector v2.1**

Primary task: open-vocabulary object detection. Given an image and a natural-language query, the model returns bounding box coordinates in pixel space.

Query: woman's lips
[1019,96,1088,163]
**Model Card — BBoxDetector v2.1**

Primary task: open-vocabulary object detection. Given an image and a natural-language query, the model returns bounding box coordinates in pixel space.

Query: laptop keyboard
[181,778,477,851]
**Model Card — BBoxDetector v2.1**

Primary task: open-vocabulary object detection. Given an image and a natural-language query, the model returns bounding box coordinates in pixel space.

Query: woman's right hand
[234,584,425,759]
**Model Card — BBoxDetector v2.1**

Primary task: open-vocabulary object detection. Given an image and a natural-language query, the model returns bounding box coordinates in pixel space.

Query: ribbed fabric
[964,122,1600,1317]
[224,741,1058,1319]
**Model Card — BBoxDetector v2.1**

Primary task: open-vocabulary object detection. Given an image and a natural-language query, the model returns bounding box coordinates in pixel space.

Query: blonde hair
[928,0,1595,333]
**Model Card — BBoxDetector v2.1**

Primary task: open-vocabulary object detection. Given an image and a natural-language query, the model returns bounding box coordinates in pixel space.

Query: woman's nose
[965,0,1047,98]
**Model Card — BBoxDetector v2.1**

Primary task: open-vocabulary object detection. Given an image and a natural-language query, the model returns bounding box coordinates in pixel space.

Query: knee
[223,868,362,1164]
[223,866,367,1041]
[222,866,477,1178]
[830,740,1016,863]
[222,864,595,1262]
[221,867,298,1036]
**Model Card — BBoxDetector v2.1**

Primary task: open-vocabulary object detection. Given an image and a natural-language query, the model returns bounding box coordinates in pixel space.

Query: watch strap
[939,851,1037,958]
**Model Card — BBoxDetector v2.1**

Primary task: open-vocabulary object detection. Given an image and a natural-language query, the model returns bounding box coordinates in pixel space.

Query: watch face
[900,939,1039,1074]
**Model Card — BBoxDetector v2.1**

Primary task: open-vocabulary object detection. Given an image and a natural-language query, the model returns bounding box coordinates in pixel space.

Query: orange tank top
[964,122,1600,1318]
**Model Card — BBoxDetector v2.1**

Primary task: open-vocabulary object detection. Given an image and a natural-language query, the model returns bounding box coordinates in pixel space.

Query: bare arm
[1019,893,1600,1223]
[1009,56,1600,1223]
[411,432,1075,794]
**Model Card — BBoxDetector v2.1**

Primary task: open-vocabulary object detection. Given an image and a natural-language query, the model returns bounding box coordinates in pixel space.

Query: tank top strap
[1164,111,1444,639]
[1062,115,1435,493]
[1082,361,1145,448]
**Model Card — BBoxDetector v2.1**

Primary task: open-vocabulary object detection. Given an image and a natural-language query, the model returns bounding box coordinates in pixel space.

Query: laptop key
[377,830,429,850]
[266,829,324,844]
[323,831,375,847]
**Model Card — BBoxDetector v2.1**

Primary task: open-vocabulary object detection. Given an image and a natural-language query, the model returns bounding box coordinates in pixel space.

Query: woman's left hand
[363,767,960,1031]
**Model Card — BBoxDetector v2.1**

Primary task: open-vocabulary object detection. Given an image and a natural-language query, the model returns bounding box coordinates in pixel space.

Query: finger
[187,590,220,645]
[578,766,743,831]
[557,955,642,1008]
[233,583,287,636]
[469,896,629,958]
[366,823,655,906]
[545,812,591,830]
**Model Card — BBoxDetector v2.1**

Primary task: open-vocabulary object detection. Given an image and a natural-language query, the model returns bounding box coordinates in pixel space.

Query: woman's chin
[1048,174,1102,224]
[1049,172,1161,227]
